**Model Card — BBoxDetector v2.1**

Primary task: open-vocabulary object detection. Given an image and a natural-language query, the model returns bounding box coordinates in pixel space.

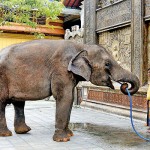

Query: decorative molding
[97,0,124,10]
[0,22,65,36]
[96,0,131,32]
[145,0,150,17]
[144,15,150,21]
[64,25,84,39]
[145,17,150,22]
[96,21,130,33]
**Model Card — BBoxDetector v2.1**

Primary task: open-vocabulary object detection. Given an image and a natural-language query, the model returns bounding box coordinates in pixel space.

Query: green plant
[0,0,64,38]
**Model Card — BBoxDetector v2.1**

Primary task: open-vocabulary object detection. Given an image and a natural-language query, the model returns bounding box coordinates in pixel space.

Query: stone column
[84,0,97,44]
[80,1,84,28]
[131,0,147,84]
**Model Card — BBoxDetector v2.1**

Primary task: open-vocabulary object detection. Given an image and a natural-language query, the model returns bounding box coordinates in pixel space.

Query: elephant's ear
[68,50,91,81]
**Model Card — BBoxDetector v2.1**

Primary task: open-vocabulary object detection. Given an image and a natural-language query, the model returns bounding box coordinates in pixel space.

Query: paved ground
[0,100,150,150]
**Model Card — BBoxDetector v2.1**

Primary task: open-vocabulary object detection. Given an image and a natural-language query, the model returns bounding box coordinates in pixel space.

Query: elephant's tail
[0,77,10,103]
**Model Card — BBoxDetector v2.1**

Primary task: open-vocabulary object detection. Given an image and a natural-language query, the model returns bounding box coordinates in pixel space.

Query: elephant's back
[0,39,78,58]
[0,39,83,70]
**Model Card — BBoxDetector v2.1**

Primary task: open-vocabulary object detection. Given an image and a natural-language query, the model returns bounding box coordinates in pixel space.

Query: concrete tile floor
[0,101,150,150]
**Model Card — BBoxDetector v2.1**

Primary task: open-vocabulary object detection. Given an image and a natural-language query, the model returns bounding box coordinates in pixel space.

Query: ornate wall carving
[69,35,84,44]
[97,0,125,9]
[96,0,131,32]
[64,25,84,44]
[84,0,148,84]
[145,0,150,18]
[99,26,131,71]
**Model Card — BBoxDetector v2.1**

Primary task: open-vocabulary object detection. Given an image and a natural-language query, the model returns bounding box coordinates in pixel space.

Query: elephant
[0,39,140,142]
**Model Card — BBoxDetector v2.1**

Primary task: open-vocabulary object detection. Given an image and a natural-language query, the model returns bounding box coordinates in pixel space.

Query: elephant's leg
[54,98,74,142]
[65,97,74,137]
[0,101,12,136]
[0,75,12,136]
[52,78,75,142]
[12,101,31,134]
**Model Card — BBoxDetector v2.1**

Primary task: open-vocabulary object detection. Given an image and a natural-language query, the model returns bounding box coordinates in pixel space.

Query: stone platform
[77,82,148,121]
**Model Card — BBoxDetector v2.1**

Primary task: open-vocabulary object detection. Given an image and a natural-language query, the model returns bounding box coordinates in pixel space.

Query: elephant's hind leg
[0,101,12,136]
[0,75,12,136]
[12,101,31,134]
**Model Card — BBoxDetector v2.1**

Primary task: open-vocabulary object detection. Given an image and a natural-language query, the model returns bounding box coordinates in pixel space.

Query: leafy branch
[0,0,64,38]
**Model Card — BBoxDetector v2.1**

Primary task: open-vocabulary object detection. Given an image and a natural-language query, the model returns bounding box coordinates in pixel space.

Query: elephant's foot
[0,128,12,136]
[53,129,70,142]
[66,128,74,137]
[15,123,31,134]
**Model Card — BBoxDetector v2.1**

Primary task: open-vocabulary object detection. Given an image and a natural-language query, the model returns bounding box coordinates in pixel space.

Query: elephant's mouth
[107,77,115,89]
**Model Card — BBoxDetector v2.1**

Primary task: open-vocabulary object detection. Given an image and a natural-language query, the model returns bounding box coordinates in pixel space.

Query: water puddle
[69,123,150,147]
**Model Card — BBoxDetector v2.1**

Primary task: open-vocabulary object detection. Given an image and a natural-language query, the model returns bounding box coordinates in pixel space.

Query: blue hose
[126,88,150,142]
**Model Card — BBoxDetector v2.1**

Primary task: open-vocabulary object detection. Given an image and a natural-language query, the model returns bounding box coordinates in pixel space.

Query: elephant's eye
[105,61,111,70]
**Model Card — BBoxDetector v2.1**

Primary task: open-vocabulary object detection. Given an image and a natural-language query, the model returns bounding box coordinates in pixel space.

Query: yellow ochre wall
[0,33,62,50]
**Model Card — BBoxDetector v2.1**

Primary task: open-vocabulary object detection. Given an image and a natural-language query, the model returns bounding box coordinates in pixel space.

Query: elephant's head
[68,45,140,95]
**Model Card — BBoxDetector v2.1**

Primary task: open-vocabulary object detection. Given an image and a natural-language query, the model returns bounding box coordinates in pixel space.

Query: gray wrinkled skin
[0,40,140,142]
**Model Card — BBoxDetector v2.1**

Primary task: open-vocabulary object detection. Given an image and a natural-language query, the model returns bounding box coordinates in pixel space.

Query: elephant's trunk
[112,68,140,95]
[118,76,140,95]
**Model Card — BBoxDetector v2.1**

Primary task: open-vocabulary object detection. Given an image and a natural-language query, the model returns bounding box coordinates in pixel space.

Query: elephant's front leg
[52,79,75,142]
[12,101,31,134]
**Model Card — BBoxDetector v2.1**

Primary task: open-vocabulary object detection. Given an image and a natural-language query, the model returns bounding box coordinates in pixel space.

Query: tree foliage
[0,0,64,37]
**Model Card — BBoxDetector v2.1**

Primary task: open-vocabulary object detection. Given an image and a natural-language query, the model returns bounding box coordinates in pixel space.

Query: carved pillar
[84,0,97,44]
[131,0,147,84]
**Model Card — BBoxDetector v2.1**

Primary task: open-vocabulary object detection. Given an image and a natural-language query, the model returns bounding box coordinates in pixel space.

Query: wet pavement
[0,100,150,150]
